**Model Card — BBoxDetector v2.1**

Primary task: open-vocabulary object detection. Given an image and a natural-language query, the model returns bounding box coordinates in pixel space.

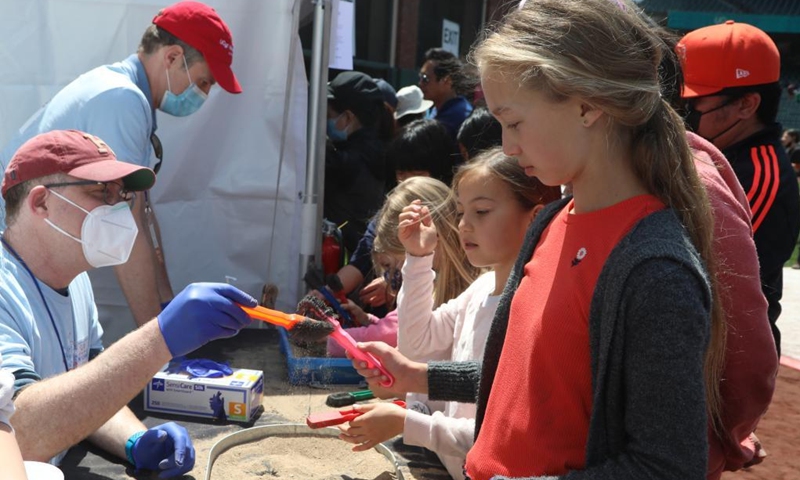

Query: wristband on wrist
[125,430,146,467]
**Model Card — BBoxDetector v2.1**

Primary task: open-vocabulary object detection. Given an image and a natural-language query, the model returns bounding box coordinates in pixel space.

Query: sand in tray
[210,435,396,480]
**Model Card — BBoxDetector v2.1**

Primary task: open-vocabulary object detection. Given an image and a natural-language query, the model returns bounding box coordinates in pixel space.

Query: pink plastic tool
[325,316,395,387]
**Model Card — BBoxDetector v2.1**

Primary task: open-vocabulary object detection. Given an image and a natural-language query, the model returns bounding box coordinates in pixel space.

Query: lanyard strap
[0,236,71,371]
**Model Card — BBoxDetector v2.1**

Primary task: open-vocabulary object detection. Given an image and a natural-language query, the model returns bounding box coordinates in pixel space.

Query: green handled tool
[325,389,375,407]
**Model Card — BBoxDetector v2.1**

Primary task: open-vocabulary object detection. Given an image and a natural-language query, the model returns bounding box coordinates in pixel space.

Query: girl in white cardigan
[338,148,562,479]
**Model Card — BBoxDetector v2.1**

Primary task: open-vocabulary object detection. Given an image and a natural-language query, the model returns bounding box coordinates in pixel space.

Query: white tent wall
[0,0,308,343]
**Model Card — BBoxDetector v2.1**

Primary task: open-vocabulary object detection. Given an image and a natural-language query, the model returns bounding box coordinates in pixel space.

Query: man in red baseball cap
[678,21,800,356]
[0,1,243,341]
[0,130,258,476]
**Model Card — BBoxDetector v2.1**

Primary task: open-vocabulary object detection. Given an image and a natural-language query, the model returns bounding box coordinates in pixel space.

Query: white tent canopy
[0,0,309,342]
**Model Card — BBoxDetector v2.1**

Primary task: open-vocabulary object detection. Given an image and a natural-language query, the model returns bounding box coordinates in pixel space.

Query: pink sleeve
[326,310,399,357]
[690,133,779,476]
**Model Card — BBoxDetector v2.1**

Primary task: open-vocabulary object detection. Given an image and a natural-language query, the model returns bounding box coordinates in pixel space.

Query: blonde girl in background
[351,0,726,478]
[327,176,479,357]
[337,148,561,479]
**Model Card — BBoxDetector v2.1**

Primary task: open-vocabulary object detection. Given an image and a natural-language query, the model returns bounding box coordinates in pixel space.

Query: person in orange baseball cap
[0,1,243,343]
[678,21,800,357]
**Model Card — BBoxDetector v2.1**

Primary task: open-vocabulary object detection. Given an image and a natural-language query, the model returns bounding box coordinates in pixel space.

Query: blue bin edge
[277,327,362,385]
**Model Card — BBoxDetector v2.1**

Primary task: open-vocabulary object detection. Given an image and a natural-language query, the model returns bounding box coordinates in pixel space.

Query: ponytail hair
[473,0,725,428]
[631,99,726,430]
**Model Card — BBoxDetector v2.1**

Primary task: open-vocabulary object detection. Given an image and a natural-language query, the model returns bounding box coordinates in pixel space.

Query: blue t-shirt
[349,219,376,277]
[435,96,473,141]
[1,54,156,169]
[0,245,103,463]
[0,54,156,227]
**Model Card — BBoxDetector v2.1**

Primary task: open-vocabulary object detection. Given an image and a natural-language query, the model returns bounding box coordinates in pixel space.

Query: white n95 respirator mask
[45,189,138,268]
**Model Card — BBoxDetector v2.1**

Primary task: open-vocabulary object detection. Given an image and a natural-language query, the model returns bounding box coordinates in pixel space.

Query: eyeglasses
[418,73,430,85]
[43,180,135,206]
[150,133,163,175]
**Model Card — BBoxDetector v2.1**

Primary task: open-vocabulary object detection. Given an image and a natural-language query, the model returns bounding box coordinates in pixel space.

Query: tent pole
[299,0,332,302]
[389,0,398,68]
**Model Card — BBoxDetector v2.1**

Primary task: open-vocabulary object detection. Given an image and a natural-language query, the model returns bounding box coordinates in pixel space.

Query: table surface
[58,328,450,479]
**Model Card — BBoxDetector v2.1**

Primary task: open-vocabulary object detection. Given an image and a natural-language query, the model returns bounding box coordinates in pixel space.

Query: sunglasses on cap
[150,133,163,175]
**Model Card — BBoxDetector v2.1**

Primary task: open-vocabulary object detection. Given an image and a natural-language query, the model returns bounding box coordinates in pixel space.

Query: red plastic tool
[306,400,406,429]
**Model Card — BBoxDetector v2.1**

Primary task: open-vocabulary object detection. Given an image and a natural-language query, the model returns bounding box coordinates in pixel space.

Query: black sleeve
[427,360,481,404]
[11,367,41,396]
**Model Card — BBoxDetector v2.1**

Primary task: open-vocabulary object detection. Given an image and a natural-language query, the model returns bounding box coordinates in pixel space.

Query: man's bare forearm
[145,202,174,302]
[87,407,146,462]
[13,322,171,461]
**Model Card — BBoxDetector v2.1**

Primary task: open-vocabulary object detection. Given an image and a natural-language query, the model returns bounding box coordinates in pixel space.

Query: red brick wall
[394,0,513,72]
[396,0,420,70]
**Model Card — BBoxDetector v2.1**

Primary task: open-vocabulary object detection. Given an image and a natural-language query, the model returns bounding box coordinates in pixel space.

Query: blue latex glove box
[144,365,264,422]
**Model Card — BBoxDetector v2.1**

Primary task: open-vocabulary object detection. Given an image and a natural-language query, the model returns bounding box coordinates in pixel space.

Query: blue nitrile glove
[160,300,171,311]
[157,283,256,358]
[128,422,196,478]
[209,391,227,421]
[166,357,233,378]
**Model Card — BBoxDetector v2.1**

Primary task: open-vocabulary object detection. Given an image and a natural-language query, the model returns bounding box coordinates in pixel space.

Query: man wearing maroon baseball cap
[678,21,800,356]
[0,1,243,341]
[0,130,258,476]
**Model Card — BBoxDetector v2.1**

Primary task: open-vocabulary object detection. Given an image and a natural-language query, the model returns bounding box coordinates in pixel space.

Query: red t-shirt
[466,195,665,480]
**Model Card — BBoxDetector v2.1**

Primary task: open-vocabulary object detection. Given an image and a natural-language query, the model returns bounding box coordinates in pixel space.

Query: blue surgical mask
[160,56,208,117]
[327,114,348,142]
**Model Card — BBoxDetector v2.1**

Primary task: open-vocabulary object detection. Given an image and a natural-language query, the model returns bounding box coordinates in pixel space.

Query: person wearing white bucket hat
[395,86,434,128]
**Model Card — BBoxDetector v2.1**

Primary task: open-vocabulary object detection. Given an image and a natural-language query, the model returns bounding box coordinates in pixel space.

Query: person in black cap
[373,78,399,153]
[373,78,398,113]
[325,71,389,256]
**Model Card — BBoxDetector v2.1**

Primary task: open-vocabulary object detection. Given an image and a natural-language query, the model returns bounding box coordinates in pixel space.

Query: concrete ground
[779,266,800,362]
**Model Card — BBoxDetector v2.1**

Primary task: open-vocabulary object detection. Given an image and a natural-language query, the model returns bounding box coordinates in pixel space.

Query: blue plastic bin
[277,327,363,385]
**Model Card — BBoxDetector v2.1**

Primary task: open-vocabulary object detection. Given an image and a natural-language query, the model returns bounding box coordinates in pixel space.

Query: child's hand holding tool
[337,402,408,452]
[347,341,428,398]
[357,276,390,308]
[398,199,438,257]
[340,299,371,327]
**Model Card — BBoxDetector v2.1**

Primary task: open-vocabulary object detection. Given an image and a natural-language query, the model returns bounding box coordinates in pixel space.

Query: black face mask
[683,98,735,133]
[684,97,743,143]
